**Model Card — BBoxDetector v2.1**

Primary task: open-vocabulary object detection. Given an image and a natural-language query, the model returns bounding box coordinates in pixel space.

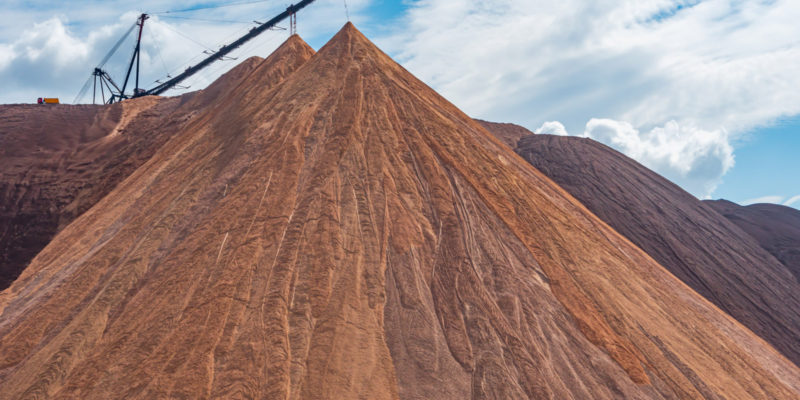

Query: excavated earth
[0,98,185,290]
[0,25,799,399]
[0,55,270,291]
[513,134,800,368]
[706,199,800,281]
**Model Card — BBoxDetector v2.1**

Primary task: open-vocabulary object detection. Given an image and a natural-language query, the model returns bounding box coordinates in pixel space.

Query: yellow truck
[37,97,60,104]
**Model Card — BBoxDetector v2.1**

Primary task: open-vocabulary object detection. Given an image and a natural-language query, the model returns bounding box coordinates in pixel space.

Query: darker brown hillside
[0,99,177,289]
[513,134,800,366]
[0,37,314,291]
[707,199,800,281]
[0,25,798,399]
[474,119,532,148]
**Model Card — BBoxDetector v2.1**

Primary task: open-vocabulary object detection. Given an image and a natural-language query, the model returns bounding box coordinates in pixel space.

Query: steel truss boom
[144,0,316,97]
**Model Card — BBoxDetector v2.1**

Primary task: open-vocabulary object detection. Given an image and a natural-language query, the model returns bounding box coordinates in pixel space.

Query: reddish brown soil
[707,199,800,281]
[0,26,798,399]
[0,45,306,292]
[512,133,800,367]
[474,119,532,148]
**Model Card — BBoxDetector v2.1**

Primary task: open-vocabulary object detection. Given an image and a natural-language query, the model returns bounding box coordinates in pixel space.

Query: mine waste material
[513,134,800,367]
[706,199,800,281]
[0,23,799,399]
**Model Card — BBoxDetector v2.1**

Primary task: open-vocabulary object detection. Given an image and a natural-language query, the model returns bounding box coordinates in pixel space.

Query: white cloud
[0,17,96,103]
[743,195,786,206]
[23,18,91,64]
[537,121,568,136]
[582,119,734,198]
[0,43,13,70]
[531,118,735,198]
[378,0,800,198]
[784,195,800,207]
[384,0,800,131]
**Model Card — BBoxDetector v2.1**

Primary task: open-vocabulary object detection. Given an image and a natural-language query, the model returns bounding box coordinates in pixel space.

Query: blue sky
[715,118,800,207]
[0,0,798,209]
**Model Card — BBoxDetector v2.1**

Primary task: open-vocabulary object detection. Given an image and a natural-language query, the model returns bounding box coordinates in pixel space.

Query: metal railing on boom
[74,0,317,104]
[146,0,316,97]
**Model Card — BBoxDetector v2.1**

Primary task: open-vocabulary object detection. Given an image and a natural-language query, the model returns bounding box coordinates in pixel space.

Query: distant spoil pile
[511,133,800,367]
[707,199,800,281]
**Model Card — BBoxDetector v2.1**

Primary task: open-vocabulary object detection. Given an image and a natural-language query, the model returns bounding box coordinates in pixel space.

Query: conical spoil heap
[0,24,798,399]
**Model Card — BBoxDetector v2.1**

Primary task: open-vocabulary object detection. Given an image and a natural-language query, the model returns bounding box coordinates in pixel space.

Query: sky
[0,0,798,208]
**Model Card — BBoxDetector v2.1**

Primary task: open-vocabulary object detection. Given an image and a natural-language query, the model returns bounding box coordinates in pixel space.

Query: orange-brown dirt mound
[0,25,799,399]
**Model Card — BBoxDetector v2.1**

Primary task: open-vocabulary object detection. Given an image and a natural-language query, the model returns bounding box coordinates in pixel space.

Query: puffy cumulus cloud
[536,121,568,136]
[0,17,95,102]
[379,0,800,198]
[582,119,734,198]
[18,18,90,64]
